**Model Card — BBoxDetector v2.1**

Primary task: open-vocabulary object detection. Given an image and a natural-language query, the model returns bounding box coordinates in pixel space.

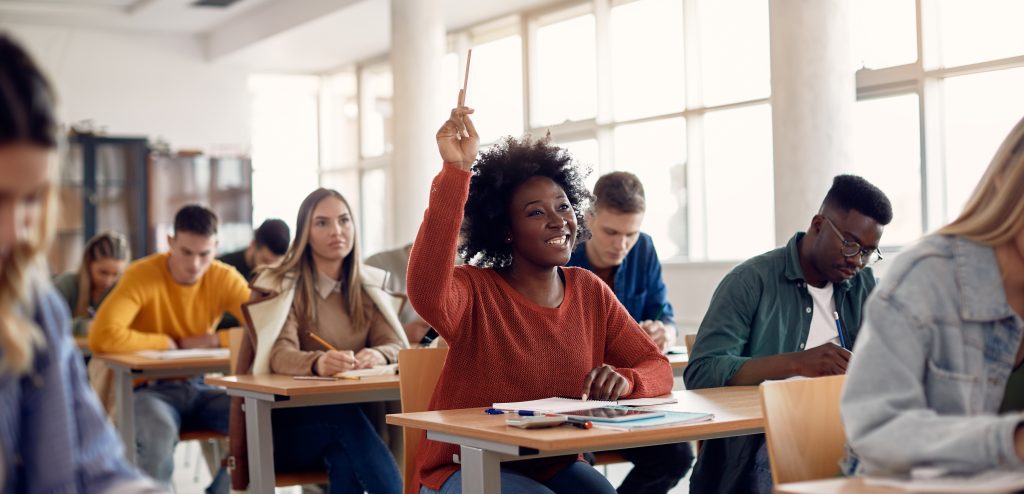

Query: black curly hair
[821,174,893,225]
[460,135,592,268]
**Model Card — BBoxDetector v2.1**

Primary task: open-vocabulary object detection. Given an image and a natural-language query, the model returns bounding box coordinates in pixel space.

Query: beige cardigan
[228,264,409,489]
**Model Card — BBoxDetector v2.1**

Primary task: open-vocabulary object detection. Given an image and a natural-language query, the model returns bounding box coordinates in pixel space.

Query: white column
[768,0,855,244]
[390,0,446,246]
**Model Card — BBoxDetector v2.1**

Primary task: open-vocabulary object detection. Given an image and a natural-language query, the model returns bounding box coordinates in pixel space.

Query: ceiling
[0,0,562,73]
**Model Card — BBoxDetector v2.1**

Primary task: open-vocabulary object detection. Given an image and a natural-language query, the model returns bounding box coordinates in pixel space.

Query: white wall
[0,23,250,151]
[663,261,736,334]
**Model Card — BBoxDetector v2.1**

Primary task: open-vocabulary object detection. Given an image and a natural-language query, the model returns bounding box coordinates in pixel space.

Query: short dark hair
[253,218,290,256]
[0,34,57,148]
[593,171,645,214]
[822,175,893,225]
[460,135,592,268]
[173,205,218,237]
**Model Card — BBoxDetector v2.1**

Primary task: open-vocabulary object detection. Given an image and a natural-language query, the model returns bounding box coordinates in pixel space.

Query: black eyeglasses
[822,217,883,266]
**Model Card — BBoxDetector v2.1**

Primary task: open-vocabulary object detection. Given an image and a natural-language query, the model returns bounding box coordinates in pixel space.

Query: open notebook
[493,395,678,413]
[334,363,398,379]
[136,348,230,360]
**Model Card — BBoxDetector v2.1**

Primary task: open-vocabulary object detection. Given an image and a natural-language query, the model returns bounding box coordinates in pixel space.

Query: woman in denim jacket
[0,34,160,493]
[841,114,1024,475]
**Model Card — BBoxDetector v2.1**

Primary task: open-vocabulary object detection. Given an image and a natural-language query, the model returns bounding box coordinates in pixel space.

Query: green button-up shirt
[683,232,878,493]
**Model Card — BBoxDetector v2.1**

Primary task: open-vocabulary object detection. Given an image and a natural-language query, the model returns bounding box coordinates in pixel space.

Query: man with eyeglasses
[683,175,893,494]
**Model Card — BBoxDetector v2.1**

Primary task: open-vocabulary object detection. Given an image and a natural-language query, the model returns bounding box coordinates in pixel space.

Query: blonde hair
[938,115,1024,244]
[262,188,371,333]
[0,168,56,375]
[74,231,130,317]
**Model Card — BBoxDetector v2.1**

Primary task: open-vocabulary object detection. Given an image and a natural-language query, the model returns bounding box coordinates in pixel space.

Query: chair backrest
[398,347,449,494]
[225,327,244,375]
[759,375,846,485]
[683,332,697,357]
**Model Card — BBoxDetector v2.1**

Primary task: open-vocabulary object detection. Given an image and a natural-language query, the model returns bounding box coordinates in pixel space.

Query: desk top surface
[206,374,401,397]
[386,386,761,452]
[775,478,904,494]
[94,353,230,371]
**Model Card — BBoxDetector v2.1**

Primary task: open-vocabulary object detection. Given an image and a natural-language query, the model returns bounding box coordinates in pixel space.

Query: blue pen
[832,311,848,350]
[518,410,539,416]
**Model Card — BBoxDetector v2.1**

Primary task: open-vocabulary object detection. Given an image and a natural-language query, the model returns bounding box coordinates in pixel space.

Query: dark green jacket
[683,232,876,493]
[52,271,108,338]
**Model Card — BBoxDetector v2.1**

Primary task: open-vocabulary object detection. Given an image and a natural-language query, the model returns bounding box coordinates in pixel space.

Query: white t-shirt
[806,282,840,349]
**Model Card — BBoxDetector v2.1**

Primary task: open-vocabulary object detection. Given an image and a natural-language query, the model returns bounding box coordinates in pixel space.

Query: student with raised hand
[683,175,893,493]
[228,188,405,493]
[842,115,1024,477]
[0,33,161,493]
[407,102,673,494]
[566,171,692,494]
[52,230,130,338]
[89,204,251,492]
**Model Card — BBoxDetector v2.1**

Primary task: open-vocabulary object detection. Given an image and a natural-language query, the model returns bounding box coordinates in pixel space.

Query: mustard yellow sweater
[89,252,251,352]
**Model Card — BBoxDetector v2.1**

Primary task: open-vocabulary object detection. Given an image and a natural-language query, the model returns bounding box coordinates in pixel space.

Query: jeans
[617,442,694,494]
[273,404,402,494]
[133,379,229,492]
[421,461,616,494]
[748,443,773,494]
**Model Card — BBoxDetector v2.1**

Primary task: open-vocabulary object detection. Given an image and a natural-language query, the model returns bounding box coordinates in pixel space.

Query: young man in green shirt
[683,175,893,494]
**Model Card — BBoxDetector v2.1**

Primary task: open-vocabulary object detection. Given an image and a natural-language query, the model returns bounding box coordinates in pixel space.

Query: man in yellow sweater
[90,205,250,492]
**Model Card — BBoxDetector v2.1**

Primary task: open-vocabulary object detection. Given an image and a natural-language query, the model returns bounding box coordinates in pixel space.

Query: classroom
[1,0,1023,493]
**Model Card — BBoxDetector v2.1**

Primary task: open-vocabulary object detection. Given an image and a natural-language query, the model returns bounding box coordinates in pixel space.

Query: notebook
[589,407,714,431]
[136,348,230,360]
[492,394,678,413]
[335,363,399,379]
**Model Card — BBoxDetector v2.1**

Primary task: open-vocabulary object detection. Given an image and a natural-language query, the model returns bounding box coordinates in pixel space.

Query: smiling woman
[406,102,673,494]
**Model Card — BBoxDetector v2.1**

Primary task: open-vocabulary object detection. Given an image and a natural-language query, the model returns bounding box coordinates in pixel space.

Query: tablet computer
[559,407,665,423]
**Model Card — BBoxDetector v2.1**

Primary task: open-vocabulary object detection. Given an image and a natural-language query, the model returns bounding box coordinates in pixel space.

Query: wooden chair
[683,333,697,357]
[398,347,450,494]
[759,375,847,486]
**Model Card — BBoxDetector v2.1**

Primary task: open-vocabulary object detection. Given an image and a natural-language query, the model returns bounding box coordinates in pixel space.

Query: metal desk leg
[460,445,502,494]
[244,397,275,494]
[114,367,136,464]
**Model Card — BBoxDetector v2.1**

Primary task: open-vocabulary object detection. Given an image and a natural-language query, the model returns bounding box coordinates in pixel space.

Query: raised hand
[436,94,479,171]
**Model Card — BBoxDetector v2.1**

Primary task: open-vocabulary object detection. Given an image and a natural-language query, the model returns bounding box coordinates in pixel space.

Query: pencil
[337,374,361,381]
[458,48,473,107]
[307,331,338,352]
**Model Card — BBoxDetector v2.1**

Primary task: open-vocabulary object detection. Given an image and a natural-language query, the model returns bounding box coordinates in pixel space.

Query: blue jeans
[617,442,694,494]
[133,379,229,491]
[748,443,773,494]
[421,461,616,494]
[273,404,401,494]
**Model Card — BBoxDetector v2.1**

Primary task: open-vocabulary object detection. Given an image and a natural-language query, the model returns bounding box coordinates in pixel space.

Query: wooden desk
[94,353,230,464]
[207,374,401,494]
[775,478,904,493]
[387,386,762,494]
[668,352,687,377]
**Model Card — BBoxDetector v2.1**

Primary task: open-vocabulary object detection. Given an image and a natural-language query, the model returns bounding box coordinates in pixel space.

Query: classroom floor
[170,442,694,494]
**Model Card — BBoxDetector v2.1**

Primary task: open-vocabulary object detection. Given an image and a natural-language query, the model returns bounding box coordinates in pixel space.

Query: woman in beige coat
[229,188,407,493]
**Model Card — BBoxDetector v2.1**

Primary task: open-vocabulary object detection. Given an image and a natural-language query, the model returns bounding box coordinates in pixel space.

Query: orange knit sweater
[408,163,674,490]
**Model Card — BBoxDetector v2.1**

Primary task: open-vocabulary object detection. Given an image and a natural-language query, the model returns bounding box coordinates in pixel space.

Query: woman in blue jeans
[232,187,406,493]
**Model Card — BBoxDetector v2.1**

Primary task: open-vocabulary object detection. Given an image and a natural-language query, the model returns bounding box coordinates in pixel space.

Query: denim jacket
[0,281,152,493]
[842,235,1024,476]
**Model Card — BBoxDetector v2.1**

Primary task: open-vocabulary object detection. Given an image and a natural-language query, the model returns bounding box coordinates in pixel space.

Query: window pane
[613,117,687,259]
[249,74,320,234]
[320,168,360,216]
[469,36,525,143]
[532,14,597,127]
[320,71,359,169]
[699,0,770,106]
[853,94,922,246]
[943,67,1024,221]
[854,0,917,69]
[704,105,774,260]
[937,0,1024,67]
[556,138,600,191]
[360,65,393,158]
[611,0,685,120]
[360,168,387,257]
